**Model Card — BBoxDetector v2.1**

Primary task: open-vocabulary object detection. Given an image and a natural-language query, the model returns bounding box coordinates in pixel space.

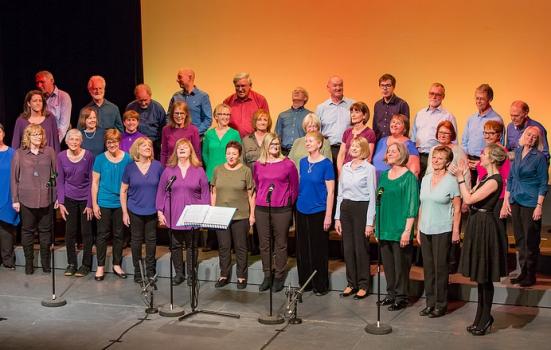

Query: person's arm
[450,161,498,205]
[533,156,549,220]
[407,155,421,178]
[334,169,344,236]
[248,189,256,226]
[58,92,72,142]
[198,169,210,204]
[400,217,415,248]
[56,156,69,220]
[288,161,300,204]
[11,119,22,150]
[401,172,419,247]
[451,196,461,243]
[336,143,346,176]
[156,170,169,227]
[200,94,212,135]
[10,150,20,212]
[365,165,376,237]
[120,182,130,226]
[275,116,283,141]
[367,142,375,163]
[324,179,335,231]
[91,171,101,219]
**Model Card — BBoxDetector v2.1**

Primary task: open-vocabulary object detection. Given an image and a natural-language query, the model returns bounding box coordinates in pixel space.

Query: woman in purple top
[121,137,163,284]
[160,101,201,166]
[156,138,209,285]
[253,133,299,292]
[12,90,60,153]
[336,102,376,175]
[56,129,95,277]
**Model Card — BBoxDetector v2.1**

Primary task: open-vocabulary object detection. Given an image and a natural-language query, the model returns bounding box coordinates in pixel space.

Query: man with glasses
[373,73,410,140]
[81,75,123,132]
[126,84,166,159]
[411,83,457,177]
[461,84,503,187]
[168,68,212,137]
[505,100,549,159]
[223,72,269,138]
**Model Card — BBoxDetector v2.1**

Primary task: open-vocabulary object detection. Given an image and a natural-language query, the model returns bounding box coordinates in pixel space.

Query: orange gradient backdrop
[141,0,550,150]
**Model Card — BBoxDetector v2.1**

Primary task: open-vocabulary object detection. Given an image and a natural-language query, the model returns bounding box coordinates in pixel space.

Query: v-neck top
[122,160,164,215]
[202,127,241,181]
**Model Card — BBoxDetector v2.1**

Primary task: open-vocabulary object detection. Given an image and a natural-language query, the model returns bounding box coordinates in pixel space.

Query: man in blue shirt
[126,84,166,159]
[505,100,549,160]
[275,87,311,155]
[461,84,503,187]
[168,68,212,136]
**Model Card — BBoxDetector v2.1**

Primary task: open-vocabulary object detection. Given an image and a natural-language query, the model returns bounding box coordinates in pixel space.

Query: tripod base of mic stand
[258,314,285,325]
[179,309,240,321]
[159,304,186,317]
[145,307,158,314]
[365,322,392,335]
[288,316,302,324]
[41,296,67,308]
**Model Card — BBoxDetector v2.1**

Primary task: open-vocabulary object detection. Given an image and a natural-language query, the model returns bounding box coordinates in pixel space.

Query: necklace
[307,161,315,173]
[84,130,96,139]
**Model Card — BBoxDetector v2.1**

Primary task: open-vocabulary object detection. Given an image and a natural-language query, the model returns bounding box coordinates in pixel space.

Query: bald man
[505,100,549,159]
[35,70,72,142]
[168,68,212,136]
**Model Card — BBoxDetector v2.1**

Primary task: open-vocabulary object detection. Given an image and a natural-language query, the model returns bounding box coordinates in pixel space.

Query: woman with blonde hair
[289,113,332,173]
[156,138,209,285]
[11,124,56,274]
[121,137,163,283]
[160,101,201,166]
[253,132,299,292]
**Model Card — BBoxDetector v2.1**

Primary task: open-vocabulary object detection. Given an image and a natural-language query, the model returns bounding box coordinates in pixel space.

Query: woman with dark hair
[91,129,132,281]
[417,145,461,317]
[334,136,376,299]
[211,141,255,289]
[156,138,209,286]
[11,124,56,274]
[377,142,419,311]
[502,126,548,287]
[79,107,106,156]
[12,90,60,153]
[121,137,163,284]
[450,143,508,335]
[56,129,95,277]
[336,102,376,175]
[160,101,201,166]
[254,132,299,292]
[296,131,335,295]
[0,123,19,270]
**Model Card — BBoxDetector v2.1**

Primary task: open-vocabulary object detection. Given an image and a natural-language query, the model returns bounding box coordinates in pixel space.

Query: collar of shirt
[48,86,60,99]
[291,106,305,111]
[228,92,254,104]
[182,87,197,96]
[24,147,45,155]
[425,105,443,113]
[383,94,398,105]
[329,98,347,106]
[343,159,369,170]
[477,107,494,118]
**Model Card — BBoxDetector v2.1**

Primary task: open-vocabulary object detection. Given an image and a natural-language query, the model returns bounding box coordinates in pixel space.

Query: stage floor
[0,269,550,350]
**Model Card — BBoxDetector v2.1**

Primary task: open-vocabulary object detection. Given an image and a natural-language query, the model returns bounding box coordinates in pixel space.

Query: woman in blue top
[0,123,19,269]
[296,131,335,295]
[372,114,420,178]
[502,126,548,287]
[417,146,461,318]
[91,129,132,281]
[79,107,106,156]
[121,137,163,284]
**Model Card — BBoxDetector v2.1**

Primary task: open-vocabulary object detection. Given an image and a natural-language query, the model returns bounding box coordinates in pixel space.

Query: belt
[471,206,492,213]
[467,155,480,160]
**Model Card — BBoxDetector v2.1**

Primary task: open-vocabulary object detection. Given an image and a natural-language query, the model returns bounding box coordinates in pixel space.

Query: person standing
[0,123,19,270]
[79,107,106,156]
[35,70,72,143]
[373,73,410,140]
[275,87,312,155]
[160,101,201,166]
[288,113,333,173]
[82,75,123,131]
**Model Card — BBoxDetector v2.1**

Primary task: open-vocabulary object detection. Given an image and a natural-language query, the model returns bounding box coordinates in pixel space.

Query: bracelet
[458,180,465,185]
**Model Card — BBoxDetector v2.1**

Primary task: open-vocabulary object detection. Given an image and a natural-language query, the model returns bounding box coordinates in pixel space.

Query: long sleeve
[199,94,212,135]
[58,92,72,142]
[275,117,283,139]
[10,150,20,203]
[47,115,61,153]
[536,155,549,196]
[156,169,169,212]
[86,154,94,208]
[11,118,24,150]
[461,119,470,152]
[334,172,344,220]
[288,160,299,204]
[202,131,210,168]
[365,165,377,226]
[56,155,66,204]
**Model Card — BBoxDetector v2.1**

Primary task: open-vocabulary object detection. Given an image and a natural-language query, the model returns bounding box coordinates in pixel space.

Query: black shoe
[75,265,91,277]
[273,278,284,292]
[353,289,368,300]
[134,275,143,284]
[419,306,434,316]
[340,287,358,297]
[388,300,408,311]
[259,277,271,292]
[377,297,395,306]
[466,324,477,333]
[237,279,247,289]
[4,264,15,270]
[113,270,127,279]
[471,316,494,336]
[519,278,536,287]
[94,274,104,281]
[510,274,526,284]
[429,308,447,318]
[215,278,229,288]
[64,264,77,276]
[42,266,51,273]
[25,264,34,275]
[172,275,185,286]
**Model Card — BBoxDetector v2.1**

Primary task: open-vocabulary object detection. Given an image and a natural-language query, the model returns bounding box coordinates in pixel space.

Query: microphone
[266,183,275,203]
[165,175,177,192]
[48,169,58,187]
[376,187,384,205]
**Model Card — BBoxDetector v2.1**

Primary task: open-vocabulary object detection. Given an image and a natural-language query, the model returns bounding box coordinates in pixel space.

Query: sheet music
[176,205,236,229]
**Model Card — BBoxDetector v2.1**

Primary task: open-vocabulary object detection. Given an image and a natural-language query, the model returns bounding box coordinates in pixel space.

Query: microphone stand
[138,259,158,314]
[42,170,66,307]
[179,227,240,321]
[159,179,186,317]
[282,270,317,324]
[259,186,284,325]
[365,188,392,335]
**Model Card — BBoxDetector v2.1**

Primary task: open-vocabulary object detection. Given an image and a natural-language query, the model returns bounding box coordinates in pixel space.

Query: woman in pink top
[160,101,201,166]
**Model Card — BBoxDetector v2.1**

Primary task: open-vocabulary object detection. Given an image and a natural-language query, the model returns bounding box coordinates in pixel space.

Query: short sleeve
[406,140,419,156]
[122,162,132,185]
[323,159,335,181]
[244,166,254,191]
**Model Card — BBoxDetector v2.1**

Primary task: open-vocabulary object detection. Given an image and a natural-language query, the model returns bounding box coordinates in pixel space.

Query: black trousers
[21,204,53,268]
[129,211,157,277]
[474,282,494,327]
[256,206,292,279]
[467,155,480,189]
[511,203,541,280]
[64,197,93,267]
[420,232,451,309]
[171,229,198,278]
[380,240,412,303]
[216,219,249,279]
[0,221,15,266]
[419,153,429,179]
[340,200,371,290]
[96,207,123,267]
[296,211,329,292]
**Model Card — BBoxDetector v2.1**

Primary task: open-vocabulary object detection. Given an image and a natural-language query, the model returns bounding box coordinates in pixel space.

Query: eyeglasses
[379,83,393,89]
[483,131,497,136]
[429,92,444,97]
[437,131,452,135]
[173,112,186,116]
[106,140,119,145]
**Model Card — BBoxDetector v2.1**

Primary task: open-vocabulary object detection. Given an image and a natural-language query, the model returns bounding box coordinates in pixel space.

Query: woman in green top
[211,141,255,289]
[377,142,419,311]
[202,103,241,182]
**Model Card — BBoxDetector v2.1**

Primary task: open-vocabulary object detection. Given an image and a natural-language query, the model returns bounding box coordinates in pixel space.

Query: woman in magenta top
[156,138,209,285]
[253,132,299,292]
[160,101,201,166]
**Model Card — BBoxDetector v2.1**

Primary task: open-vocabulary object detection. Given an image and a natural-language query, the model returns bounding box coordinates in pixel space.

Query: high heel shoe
[471,316,494,336]
[113,270,127,279]
[95,274,105,281]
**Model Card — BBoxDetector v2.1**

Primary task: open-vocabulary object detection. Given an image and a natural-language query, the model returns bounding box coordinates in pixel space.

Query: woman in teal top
[417,146,461,318]
[377,142,419,311]
[202,103,241,182]
[91,129,132,281]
